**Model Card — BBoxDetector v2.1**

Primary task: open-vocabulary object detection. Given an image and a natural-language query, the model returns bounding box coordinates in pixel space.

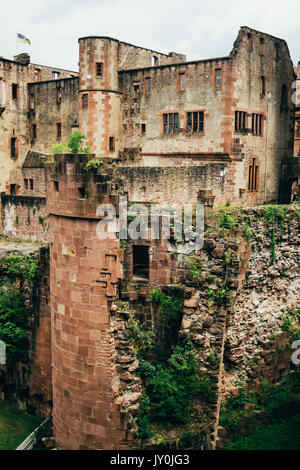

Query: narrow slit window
[179,73,185,91]
[109,137,115,152]
[56,122,62,140]
[82,93,88,108]
[261,76,266,96]
[10,184,16,195]
[133,245,149,279]
[30,179,34,190]
[96,63,103,77]
[259,38,265,55]
[248,158,259,192]
[54,181,59,192]
[12,84,18,100]
[141,123,146,135]
[145,78,151,95]
[24,179,28,190]
[32,123,37,139]
[11,137,17,158]
[216,69,222,88]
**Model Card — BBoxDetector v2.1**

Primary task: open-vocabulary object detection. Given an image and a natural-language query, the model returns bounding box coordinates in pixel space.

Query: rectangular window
[252,114,263,136]
[35,68,41,81]
[261,76,266,96]
[259,38,265,55]
[109,137,115,151]
[54,181,59,192]
[24,179,28,190]
[30,179,34,190]
[235,111,247,133]
[32,123,37,139]
[145,77,151,95]
[163,113,179,134]
[52,71,60,80]
[179,73,185,91]
[12,84,18,100]
[10,184,16,195]
[248,158,259,192]
[297,127,300,138]
[11,137,17,158]
[56,122,62,140]
[215,69,222,88]
[133,245,149,279]
[82,93,88,108]
[96,63,103,77]
[187,111,204,133]
[141,123,146,135]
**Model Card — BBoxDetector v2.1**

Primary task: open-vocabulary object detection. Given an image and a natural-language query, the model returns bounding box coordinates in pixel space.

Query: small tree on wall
[49,131,91,155]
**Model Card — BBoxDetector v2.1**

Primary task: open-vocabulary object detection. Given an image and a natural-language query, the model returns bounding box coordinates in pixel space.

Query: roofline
[28,76,79,86]
[240,25,287,43]
[78,36,181,57]
[118,56,231,74]
[0,56,78,74]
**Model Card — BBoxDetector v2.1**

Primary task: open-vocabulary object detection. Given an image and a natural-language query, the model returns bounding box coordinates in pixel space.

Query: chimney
[14,53,30,65]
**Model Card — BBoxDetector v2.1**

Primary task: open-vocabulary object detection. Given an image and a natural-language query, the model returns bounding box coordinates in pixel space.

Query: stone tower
[78,37,121,158]
[45,154,139,449]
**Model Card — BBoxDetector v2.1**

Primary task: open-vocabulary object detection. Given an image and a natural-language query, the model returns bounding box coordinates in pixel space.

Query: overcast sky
[1,0,300,71]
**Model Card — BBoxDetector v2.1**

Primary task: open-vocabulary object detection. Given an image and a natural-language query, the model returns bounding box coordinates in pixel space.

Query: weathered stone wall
[28,78,79,156]
[1,194,49,242]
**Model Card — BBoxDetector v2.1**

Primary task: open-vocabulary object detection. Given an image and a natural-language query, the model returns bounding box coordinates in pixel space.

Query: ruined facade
[0,27,299,451]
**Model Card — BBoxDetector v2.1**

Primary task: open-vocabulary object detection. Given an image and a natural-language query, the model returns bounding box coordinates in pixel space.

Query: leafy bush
[126,318,155,356]
[150,289,183,328]
[49,131,91,155]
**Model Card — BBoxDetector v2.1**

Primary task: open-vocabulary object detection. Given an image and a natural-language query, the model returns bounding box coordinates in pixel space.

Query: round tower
[78,37,121,158]
[46,154,140,449]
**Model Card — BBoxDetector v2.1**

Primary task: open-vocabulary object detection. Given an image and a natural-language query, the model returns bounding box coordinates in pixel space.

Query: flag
[17,33,31,45]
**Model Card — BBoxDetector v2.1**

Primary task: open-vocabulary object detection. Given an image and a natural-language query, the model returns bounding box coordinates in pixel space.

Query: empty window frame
[178,73,185,92]
[31,123,37,140]
[215,69,222,88]
[109,137,115,152]
[35,68,41,81]
[12,83,18,100]
[145,77,151,95]
[235,111,247,133]
[29,93,35,109]
[29,179,34,190]
[10,184,16,195]
[82,93,88,108]
[152,56,158,66]
[252,113,263,136]
[187,111,204,133]
[10,137,17,158]
[56,122,62,140]
[24,179,28,190]
[247,33,253,52]
[52,71,60,80]
[163,112,179,134]
[141,123,146,135]
[248,158,259,192]
[261,76,266,96]
[96,62,103,77]
[132,245,149,279]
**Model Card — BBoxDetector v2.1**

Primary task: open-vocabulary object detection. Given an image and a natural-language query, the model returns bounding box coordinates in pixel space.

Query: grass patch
[0,401,42,450]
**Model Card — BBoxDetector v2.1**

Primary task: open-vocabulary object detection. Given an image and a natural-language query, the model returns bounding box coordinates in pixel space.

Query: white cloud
[0,0,299,71]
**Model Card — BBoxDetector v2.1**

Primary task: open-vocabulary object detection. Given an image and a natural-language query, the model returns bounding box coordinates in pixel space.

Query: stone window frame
[144,77,151,96]
[96,62,103,77]
[141,123,146,136]
[248,157,259,192]
[82,93,88,108]
[35,68,41,82]
[109,136,115,152]
[24,179,28,190]
[184,110,206,134]
[251,112,264,137]
[214,68,222,89]
[31,122,37,140]
[177,71,186,93]
[12,83,19,100]
[235,110,248,134]
[56,122,62,141]
[161,111,180,135]
[10,136,18,159]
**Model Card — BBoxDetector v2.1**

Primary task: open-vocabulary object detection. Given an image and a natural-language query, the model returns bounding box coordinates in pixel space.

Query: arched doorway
[291,180,299,203]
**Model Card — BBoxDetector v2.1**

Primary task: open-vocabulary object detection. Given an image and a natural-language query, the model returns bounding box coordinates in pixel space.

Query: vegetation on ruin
[85,158,105,172]
[49,131,91,155]
[220,371,300,449]
[136,341,216,442]
[280,308,300,341]
[0,254,39,362]
[150,288,184,329]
